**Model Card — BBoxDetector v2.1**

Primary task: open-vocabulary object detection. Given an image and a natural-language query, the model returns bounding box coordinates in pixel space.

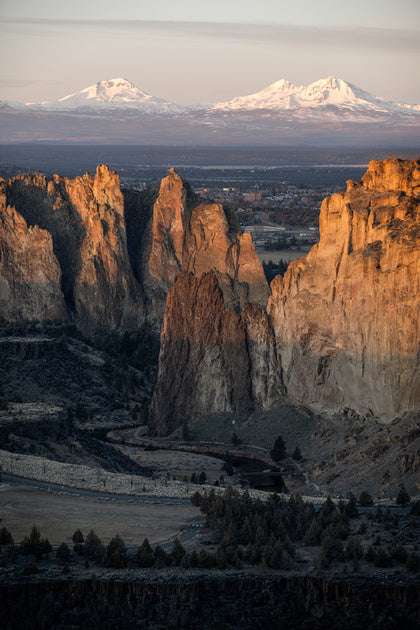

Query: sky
[1,0,420,106]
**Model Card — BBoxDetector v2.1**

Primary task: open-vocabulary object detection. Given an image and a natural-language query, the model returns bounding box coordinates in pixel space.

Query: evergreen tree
[171,538,186,566]
[231,431,241,445]
[396,484,410,507]
[137,537,153,568]
[153,544,168,568]
[292,446,302,461]
[405,552,420,572]
[345,493,359,518]
[83,530,103,560]
[56,542,71,564]
[0,527,13,547]
[39,538,52,558]
[270,436,286,462]
[358,491,374,507]
[72,529,84,555]
[106,535,127,568]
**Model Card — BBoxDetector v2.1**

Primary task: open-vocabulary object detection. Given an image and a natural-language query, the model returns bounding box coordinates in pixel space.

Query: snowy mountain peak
[28,78,185,114]
[62,77,153,104]
[211,76,417,118]
[269,79,297,91]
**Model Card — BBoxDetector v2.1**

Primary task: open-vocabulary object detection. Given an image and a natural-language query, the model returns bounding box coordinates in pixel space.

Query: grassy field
[189,403,317,456]
[0,485,199,547]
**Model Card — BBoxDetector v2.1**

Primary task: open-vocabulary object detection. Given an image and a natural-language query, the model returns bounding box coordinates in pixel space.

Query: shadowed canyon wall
[1,576,418,630]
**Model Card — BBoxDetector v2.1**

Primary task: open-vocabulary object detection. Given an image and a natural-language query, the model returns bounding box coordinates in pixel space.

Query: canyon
[151,158,420,431]
[1,574,419,629]
[1,159,419,433]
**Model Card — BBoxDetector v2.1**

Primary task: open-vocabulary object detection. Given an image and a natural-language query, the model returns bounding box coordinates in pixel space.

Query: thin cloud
[1,17,419,51]
[0,79,64,88]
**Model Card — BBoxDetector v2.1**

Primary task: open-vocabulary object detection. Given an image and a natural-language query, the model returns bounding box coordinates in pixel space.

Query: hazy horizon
[1,0,419,106]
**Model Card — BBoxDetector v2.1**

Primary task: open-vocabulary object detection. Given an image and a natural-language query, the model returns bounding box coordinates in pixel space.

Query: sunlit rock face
[140,168,269,320]
[0,166,268,334]
[149,271,283,435]
[268,158,420,419]
[0,166,142,331]
[0,194,67,322]
[151,159,420,434]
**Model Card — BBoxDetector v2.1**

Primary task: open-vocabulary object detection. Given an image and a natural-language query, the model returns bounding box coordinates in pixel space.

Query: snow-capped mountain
[212,77,420,119]
[1,76,419,145]
[27,78,187,115]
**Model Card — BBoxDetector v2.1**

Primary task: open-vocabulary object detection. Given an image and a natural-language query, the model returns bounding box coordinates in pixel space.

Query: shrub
[56,542,71,564]
[22,561,38,575]
[396,484,410,507]
[358,491,374,507]
[405,552,420,572]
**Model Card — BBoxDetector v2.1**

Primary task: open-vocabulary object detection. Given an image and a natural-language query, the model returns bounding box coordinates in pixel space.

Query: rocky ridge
[269,158,420,419]
[0,166,267,330]
[150,159,420,433]
[1,159,419,436]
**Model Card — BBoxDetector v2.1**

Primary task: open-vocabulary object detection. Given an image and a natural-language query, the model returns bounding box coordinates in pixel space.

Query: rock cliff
[137,168,269,319]
[1,575,418,630]
[0,167,267,331]
[150,270,283,435]
[269,158,420,419]
[0,198,66,322]
[1,166,142,330]
[151,159,420,431]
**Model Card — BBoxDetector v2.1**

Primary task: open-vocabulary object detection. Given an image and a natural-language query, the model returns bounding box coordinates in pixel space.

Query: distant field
[256,247,312,264]
[0,485,199,546]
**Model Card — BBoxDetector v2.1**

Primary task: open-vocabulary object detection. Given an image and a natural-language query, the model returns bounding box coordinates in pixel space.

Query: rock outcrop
[269,158,420,419]
[151,159,420,432]
[150,270,283,435]
[0,199,66,322]
[1,166,142,330]
[138,168,269,319]
[0,167,268,332]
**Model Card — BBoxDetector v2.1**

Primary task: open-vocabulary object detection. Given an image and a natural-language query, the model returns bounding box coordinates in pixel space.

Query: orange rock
[268,158,420,419]
[0,192,66,322]
[143,168,269,319]
[0,166,143,331]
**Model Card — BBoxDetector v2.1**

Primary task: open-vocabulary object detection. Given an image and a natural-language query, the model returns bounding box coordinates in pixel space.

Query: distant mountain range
[1,76,419,145]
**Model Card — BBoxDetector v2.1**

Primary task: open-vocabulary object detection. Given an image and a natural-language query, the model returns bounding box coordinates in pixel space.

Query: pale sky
[1,0,419,105]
